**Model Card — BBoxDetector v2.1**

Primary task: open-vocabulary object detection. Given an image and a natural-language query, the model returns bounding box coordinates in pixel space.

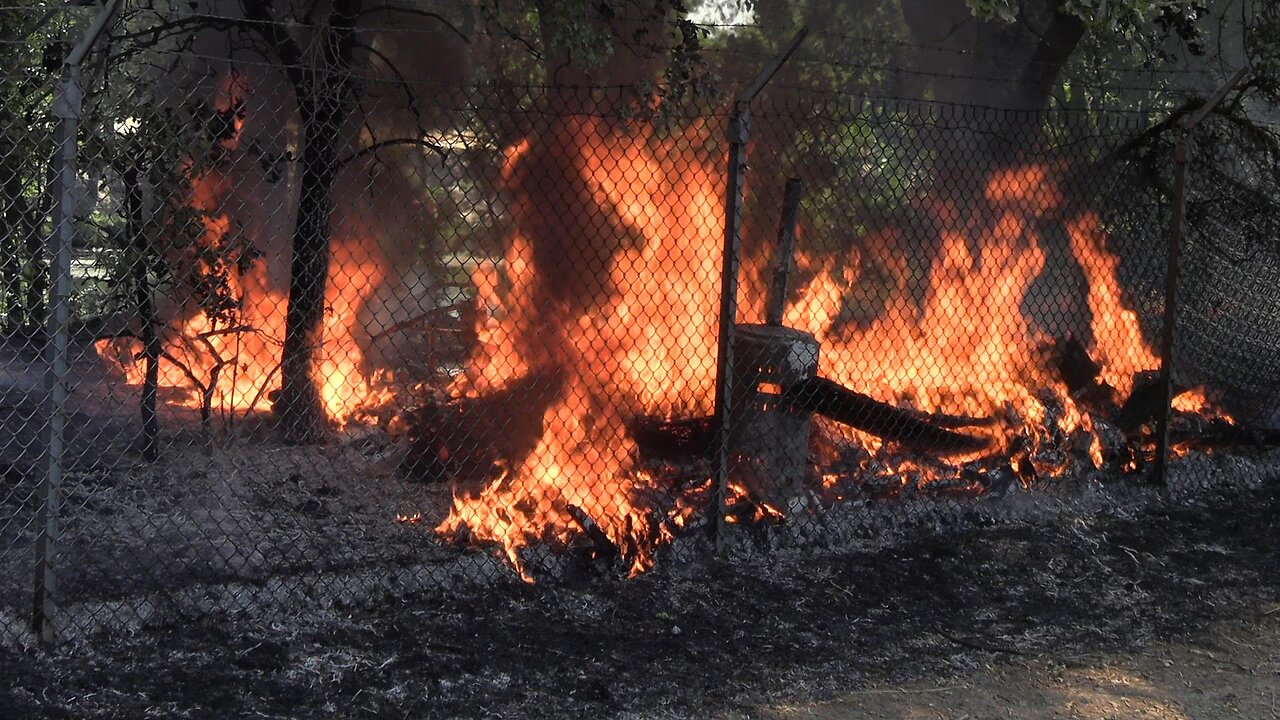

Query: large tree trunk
[1005,9,1086,111]
[274,93,340,442]
[900,0,1084,113]
[273,0,361,443]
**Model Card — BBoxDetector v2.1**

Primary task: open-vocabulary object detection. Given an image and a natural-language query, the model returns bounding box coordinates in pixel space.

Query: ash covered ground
[1,446,1278,719]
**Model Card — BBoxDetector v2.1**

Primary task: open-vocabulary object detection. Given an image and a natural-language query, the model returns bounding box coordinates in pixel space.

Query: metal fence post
[31,0,120,644]
[711,29,808,543]
[1151,66,1249,486]
[711,100,750,544]
[32,67,81,645]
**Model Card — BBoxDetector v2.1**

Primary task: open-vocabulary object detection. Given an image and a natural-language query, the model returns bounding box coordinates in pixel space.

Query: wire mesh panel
[0,58,57,639]
[1,6,1278,644]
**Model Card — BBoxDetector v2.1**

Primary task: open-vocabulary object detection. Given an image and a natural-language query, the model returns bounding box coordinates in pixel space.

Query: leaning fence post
[1151,66,1249,487]
[31,0,120,644]
[711,28,808,543]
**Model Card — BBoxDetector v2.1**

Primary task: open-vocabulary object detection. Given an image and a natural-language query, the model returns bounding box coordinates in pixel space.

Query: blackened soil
[3,481,1279,719]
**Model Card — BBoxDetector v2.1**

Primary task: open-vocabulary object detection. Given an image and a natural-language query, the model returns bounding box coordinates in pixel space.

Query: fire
[438,115,724,577]
[790,165,1076,466]
[438,371,664,580]
[95,76,390,427]
[94,78,1231,578]
[434,114,1232,578]
[1066,212,1160,397]
[101,237,387,424]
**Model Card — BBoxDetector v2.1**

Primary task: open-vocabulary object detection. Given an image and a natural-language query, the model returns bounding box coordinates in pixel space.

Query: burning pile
[426,115,1232,579]
[93,80,1231,579]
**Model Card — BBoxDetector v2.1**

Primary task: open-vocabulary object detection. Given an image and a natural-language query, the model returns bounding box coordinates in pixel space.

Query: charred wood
[782,376,990,455]
[1116,371,1184,433]
[402,368,564,483]
[1169,417,1280,449]
[565,503,620,565]
[627,415,714,461]
[404,372,995,487]
[1054,335,1118,413]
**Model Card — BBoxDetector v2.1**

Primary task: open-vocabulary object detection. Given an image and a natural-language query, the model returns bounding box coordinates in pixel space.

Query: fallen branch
[783,377,991,455]
[369,300,469,342]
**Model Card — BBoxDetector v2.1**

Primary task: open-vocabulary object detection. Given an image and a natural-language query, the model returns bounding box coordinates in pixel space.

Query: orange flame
[436,118,1232,577]
[95,76,390,427]
[438,116,723,577]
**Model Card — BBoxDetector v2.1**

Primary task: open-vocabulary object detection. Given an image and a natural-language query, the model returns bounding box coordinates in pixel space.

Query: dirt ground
[1,471,1277,719]
[751,609,1280,719]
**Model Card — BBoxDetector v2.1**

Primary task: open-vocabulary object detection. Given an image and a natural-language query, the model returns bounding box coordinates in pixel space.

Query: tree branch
[358,3,470,43]
[351,38,432,139]
[337,137,447,169]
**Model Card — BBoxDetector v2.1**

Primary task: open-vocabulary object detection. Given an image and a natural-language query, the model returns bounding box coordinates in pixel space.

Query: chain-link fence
[3,20,1279,644]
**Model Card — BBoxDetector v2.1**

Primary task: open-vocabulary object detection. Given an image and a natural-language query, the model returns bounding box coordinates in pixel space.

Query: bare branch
[336,136,447,169]
[351,38,431,137]
[358,3,470,44]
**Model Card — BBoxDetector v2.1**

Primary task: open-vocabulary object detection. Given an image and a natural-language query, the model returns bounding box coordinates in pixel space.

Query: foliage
[81,85,261,328]
[476,0,714,119]
[1245,3,1280,105]
[0,7,67,334]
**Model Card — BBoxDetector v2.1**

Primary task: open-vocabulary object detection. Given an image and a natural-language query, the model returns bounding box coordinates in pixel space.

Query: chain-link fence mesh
[2,17,1279,643]
[0,57,58,639]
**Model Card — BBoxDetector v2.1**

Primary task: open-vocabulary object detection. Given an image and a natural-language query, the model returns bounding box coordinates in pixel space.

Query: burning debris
[412,115,1236,580]
[89,86,1238,583]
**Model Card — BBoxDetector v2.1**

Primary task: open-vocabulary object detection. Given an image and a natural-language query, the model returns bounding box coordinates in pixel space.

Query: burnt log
[1054,335,1117,413]
[782,376,991,455]
[628,415,714,460]
[402,368,564,483]
[1169,418,1280,449]
[1116,371,1184,433]
[404,365,990,489]
[565,503,621,565]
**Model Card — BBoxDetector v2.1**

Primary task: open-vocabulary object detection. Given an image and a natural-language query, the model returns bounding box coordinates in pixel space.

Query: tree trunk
[273,0,361,444]
[1004,9,1086,112]
[123,154,160,460]
[275,95,338,442]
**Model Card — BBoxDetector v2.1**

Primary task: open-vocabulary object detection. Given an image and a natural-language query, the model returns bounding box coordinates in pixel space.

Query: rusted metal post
[1150,133,1189,487]
[32,0,120,644]
[766,178,802,327]
[1151,66,1249,486]
[711,29,808,543]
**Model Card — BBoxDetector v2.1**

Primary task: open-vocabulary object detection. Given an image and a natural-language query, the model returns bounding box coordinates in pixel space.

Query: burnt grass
[4,479,1280,719]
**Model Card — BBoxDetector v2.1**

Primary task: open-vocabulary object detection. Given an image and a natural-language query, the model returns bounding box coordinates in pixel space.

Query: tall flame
[439,116,726,576]
[436,118,1229,576]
